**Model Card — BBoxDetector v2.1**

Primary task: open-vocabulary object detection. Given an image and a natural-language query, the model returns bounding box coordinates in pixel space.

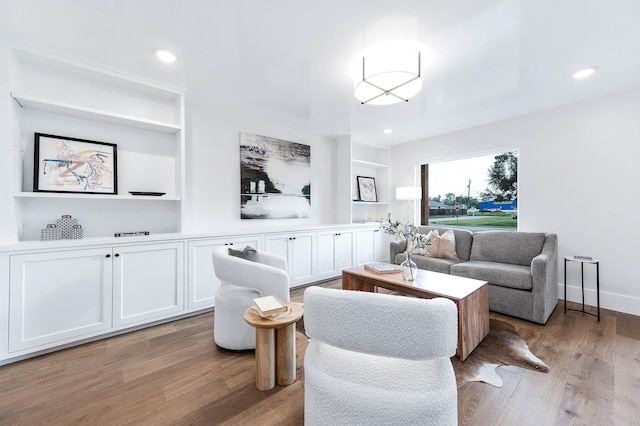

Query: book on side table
[252,295,290,320]
[364,262,401,274]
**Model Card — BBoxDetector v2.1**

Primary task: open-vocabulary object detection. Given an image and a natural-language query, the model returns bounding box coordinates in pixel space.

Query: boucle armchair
[303,286,458,426]
[211,245,290,350]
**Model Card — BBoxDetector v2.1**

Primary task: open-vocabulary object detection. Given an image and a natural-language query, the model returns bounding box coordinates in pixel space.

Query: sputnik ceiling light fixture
[353,43,424,105]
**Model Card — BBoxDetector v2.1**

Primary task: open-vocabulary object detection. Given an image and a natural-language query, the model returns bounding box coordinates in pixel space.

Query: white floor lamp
[396,186,422,223]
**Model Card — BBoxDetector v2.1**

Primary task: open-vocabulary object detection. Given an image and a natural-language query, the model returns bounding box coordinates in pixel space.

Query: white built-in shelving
[12,94,181,134]
[5,43,185,242]
[350,141,391,223]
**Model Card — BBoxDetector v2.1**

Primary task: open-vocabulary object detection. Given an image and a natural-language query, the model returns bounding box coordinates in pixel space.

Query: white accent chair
[211,246,290,350]
[303,286,459,426]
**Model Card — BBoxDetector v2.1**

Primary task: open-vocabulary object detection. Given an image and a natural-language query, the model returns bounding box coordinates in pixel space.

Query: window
[421,151,518,230]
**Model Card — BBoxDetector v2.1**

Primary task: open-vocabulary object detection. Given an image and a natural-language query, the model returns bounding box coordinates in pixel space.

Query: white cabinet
[356,226,387,265]
[374,228,390,262]
[264,232,315,286]
[187,235,262,310]
[9,248,113,353]
[8,241,185,353]
[317,229,354,279]
[112,242,184,327]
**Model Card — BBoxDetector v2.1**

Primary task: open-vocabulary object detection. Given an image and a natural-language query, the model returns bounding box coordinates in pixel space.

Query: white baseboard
[558,283,640,317]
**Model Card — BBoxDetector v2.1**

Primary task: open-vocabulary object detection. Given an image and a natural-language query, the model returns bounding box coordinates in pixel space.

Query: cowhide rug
[296,317,548,388]
[451,319,549,388]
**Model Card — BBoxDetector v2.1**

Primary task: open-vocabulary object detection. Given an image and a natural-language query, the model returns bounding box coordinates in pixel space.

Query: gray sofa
[390,226,558,324]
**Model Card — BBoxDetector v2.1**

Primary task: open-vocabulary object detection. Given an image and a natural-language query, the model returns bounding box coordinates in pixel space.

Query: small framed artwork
[34,133,118,195]
[357,176,377,202]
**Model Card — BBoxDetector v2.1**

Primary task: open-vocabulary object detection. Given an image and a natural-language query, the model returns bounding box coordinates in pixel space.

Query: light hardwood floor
[1,279,639,425]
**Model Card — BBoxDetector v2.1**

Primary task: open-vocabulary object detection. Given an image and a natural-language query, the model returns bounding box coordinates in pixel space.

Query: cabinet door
[372,227,388,262]
[316,231,338,279]
[336,230,355,270]
[290,232,315,286]
[187,235,262,310]
[9,248,112,353]
[356,228,376,265]
[187,238,227,310]
[264,233,315,287]
[113,242,184,327]
[263,234,290,262]
[228,235,263,251]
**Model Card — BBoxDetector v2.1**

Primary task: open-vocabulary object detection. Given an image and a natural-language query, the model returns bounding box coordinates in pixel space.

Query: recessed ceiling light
[572,67,598,79]
[382,128,393,134]
[155,49,177,63]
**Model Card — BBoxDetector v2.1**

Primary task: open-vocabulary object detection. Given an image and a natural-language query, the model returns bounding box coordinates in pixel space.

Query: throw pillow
[411,229,436,255]
[425,229,440,257]
[228,245,265,263]
[426,230,459,260]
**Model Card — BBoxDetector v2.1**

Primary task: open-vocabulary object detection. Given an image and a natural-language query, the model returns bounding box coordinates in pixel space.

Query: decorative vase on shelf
[401,252,418,281]
[56,214,77,239]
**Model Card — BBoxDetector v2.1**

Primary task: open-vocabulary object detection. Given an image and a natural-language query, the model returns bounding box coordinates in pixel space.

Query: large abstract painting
[33,133,117,194]
[240,133,311,219]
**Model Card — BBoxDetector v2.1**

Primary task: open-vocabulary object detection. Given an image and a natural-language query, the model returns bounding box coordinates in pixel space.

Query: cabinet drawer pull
[106,254,111,258]
[114,253,120,257]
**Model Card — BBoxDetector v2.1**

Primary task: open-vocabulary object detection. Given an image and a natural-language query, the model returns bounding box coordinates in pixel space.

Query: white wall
[183,102,337,234]
[390,88,640,316]
[0,39,17,244]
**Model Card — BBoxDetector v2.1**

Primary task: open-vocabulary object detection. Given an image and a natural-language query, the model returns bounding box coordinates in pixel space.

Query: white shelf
[12,93,181,134]
[352,201,389,205]
[352,159,388,168]
[15,192,180,201]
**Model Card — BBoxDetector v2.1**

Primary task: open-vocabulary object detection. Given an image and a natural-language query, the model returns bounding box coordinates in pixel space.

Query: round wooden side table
[244,302,304,391]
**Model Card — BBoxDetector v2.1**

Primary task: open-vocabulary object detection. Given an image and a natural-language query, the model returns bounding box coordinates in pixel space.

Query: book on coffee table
[364,262,401,274]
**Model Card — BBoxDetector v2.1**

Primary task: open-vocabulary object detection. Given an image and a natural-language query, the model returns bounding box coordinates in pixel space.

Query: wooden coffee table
[244,302,304,390]
[342,265,489,361]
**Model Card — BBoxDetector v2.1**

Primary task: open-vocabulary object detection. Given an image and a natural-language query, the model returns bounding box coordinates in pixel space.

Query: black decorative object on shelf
[129,192,166,196]
[114,231,150,237]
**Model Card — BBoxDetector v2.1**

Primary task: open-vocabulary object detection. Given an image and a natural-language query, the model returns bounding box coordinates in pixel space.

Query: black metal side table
[564,256,600,321]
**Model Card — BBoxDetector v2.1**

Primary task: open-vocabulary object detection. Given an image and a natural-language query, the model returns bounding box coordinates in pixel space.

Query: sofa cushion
[417,226,473,261]
[396,253,463,274]
[451,261,532,290]
[470,232,546,266]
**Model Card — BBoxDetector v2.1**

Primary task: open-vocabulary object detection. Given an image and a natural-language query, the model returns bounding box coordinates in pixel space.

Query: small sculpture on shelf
[40,224,61,241]
[40,215,84,241]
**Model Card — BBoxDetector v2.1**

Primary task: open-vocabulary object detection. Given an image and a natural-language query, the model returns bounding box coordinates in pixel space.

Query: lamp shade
[353,45,423,105]
[396,186,422,200]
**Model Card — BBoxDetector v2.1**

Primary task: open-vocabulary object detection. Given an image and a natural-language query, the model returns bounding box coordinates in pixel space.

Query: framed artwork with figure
[357,176,377,202]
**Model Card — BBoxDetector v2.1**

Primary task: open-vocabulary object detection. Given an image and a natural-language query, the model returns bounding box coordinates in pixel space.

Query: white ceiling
[2,0,640,146]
